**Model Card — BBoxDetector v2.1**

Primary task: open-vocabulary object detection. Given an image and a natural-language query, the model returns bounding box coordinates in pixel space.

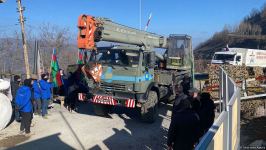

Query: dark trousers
[34,99,42,115]
[42,99,49,116]
[15,104,21,121]
[20,112,32,133]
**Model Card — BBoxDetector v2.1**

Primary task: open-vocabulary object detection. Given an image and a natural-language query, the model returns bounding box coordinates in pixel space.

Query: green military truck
[67,15,194,123]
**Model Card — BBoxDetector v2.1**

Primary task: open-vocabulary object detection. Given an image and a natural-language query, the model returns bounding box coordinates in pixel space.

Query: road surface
[0,102,172,150]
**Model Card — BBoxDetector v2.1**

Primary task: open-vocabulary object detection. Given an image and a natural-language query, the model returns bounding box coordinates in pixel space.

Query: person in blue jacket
[31,75,42,116]
[39,73,53,119]
[15,78,33,135]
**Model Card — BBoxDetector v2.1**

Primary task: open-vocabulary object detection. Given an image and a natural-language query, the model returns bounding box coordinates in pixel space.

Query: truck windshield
[94,50,139,67]
[213,54,235,61]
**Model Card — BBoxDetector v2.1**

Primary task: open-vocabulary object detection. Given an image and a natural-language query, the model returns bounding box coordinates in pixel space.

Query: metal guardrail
[196,67,240,150]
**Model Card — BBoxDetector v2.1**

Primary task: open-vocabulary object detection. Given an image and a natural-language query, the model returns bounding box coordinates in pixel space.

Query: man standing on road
[167,83,200,150]
[15,79,33,136]
[31,75,42,116]
[181,75,191,96]
[39,74,53,119]
[172,83,188,115]
[11,75,21,122]
[198,92,215,137]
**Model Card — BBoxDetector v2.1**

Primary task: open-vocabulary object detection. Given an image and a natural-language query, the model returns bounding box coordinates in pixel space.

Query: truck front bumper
[91,94,139,108]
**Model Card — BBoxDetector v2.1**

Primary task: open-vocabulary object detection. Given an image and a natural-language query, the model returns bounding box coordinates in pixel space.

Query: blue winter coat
[32,80,42,99]
[15,86,32,112]
[39,79,53,100]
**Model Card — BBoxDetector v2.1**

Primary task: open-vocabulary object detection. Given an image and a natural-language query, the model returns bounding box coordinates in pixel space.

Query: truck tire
[93,104,110,116]
[141,91,158,123]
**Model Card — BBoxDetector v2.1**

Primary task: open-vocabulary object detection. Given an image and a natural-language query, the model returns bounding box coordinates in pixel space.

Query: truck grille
[100,82,126,92]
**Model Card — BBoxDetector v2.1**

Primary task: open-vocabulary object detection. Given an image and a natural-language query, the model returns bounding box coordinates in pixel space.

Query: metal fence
[196,67,240,150]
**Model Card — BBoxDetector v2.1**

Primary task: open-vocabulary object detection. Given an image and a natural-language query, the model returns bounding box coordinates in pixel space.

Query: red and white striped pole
[144,13,152,31]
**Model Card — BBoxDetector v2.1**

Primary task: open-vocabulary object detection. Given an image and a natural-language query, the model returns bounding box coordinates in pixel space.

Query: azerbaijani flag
[77,49,84,64]
[51,48,61,87]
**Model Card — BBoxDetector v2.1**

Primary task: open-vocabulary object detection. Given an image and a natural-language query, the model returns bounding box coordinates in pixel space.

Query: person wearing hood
[15,78,33,135]
[198,92,215,137]
[11,75,21,122]
[167,83,200,150]
[39,74,53,119]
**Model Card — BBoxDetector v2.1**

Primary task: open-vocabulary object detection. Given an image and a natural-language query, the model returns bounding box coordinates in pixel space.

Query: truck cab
[211,51,242,66]
[89,45,155,107]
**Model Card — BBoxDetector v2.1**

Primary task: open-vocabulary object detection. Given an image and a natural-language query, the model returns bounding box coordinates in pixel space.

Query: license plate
[92,95,117,105]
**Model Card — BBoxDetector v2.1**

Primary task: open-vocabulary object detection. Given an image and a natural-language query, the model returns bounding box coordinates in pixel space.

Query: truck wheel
[141,91,158,123]
[93,104,110,116]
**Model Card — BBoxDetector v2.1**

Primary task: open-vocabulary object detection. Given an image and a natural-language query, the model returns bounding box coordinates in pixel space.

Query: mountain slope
[194,4,266,60]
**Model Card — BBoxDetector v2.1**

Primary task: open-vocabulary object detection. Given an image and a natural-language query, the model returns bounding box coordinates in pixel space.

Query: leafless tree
[37,23,76,71]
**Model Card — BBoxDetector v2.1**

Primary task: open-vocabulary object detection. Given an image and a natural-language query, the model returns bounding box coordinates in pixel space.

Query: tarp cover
[0,79,12,101]
[0,79,12,130]
[0,79,10,91]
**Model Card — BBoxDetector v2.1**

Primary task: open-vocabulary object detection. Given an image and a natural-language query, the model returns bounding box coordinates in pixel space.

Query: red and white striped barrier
[78,93,86,101]
[92,95,117,105]
[92,95,135,108]
[125,99,135,108]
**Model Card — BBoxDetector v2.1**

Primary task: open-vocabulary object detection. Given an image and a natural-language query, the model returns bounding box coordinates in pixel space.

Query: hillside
[194,4,266,60]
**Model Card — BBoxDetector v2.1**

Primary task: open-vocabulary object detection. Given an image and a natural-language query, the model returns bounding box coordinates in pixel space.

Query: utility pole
[17,0,31,78]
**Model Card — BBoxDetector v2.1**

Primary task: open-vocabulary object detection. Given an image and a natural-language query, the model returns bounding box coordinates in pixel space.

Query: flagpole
[49,48,54,82]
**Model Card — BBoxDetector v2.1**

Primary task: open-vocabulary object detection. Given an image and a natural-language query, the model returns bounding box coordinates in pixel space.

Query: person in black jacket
[181,75,191,96]
[11,75,21,122]
[168,84,200,150]
[198,92,215,137]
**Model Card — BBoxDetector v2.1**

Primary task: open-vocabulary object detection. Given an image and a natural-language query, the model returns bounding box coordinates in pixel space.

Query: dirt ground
[0,102,172,150]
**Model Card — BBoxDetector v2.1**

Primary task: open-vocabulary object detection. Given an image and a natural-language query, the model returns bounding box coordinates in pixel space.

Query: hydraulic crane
[68,14,193,123]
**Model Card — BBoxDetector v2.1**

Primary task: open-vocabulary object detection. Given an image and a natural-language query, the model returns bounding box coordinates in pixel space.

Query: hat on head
[41,73,48,79]
[24,79,32,87]
[14,75,21,82]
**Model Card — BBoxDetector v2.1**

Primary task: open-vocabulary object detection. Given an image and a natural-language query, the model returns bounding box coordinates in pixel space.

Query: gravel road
[0,102,172,150]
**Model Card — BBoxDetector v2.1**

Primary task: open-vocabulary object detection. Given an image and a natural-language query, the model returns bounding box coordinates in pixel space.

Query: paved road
[0,102,172,150]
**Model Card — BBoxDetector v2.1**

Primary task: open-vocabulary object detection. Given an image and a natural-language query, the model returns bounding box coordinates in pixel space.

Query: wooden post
[17,0,31,79]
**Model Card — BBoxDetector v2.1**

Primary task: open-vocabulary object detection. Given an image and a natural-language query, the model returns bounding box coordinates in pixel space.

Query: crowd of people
[11,73,54,136]
[167,76,216,150]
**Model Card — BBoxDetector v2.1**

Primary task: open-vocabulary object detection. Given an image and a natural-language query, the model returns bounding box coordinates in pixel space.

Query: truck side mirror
[148,52,155,68]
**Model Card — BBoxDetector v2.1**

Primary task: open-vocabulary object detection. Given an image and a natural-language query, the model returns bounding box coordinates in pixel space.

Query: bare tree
[38,23,72,71]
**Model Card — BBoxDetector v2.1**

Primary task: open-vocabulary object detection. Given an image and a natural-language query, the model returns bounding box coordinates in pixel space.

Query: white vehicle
[211,48,266,67]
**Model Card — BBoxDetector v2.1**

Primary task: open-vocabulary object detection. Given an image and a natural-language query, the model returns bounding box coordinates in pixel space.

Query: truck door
[142,52,155,81]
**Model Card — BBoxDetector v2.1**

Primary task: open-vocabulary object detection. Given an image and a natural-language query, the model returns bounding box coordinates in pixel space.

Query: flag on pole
[145,13,152,31]
[77,49,84,64]
[50,48,60,87]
